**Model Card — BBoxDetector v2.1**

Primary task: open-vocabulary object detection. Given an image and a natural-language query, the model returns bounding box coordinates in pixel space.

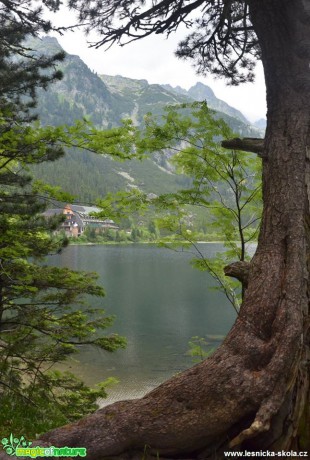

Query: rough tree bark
[6,1,308,458]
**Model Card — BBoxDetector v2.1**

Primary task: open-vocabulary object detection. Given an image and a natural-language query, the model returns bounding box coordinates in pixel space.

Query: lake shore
[68,239,227,246]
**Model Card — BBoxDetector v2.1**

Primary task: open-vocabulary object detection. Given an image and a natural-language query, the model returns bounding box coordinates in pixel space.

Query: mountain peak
[188,82,215,99]
[254,118,267,130]
[41,36,61,45]
[33,35,63,53]
[164,81,249,125]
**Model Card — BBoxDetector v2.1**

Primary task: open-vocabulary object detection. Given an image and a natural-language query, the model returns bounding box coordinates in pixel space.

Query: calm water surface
[49,244,236,404]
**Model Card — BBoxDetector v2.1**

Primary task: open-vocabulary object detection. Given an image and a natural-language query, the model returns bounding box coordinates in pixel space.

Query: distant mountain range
[161,82,250,125]
[31,36,265,203]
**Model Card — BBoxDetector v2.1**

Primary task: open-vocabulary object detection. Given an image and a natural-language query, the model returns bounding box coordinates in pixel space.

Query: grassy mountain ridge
[100,75,263,138]
[100,74,191,125]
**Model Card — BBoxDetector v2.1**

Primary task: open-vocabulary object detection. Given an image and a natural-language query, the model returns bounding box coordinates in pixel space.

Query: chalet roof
[103,219,115,224]
[71,205,101,214]
[42,208,63,216]
[43,204,117,227]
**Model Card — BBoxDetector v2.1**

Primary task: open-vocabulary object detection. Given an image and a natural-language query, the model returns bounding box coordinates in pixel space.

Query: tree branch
[221,137,264,155]
[224,260,250,288]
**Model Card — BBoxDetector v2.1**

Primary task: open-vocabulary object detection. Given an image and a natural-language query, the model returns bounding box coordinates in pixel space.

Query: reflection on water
[48,244,237,405]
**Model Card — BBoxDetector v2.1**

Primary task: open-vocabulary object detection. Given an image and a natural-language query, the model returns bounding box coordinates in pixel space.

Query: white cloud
[46,7,267,123]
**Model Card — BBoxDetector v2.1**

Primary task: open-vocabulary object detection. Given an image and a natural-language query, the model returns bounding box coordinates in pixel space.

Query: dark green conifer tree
[0,3,125,438]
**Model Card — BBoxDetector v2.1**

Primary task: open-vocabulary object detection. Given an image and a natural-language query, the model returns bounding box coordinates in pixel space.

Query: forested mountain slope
[32,36,263,203]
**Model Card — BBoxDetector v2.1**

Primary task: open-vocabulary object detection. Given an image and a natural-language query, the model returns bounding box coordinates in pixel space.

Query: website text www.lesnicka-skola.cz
[224,450,308,457]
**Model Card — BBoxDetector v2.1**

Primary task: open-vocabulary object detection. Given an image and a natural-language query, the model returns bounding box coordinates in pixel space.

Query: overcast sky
[47,8,267,123]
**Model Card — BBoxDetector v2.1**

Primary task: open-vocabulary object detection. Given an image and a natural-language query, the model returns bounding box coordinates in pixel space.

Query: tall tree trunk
[2,1,308,458]
[246,0,310,448]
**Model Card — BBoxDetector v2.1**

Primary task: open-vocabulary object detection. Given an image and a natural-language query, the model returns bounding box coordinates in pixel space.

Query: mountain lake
[48,243,237,406]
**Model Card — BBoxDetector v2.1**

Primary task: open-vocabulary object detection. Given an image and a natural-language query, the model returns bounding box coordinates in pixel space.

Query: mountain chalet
[44,204,119,237]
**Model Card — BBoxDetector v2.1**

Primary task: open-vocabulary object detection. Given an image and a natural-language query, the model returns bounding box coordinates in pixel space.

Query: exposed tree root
[28,301,305,457]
